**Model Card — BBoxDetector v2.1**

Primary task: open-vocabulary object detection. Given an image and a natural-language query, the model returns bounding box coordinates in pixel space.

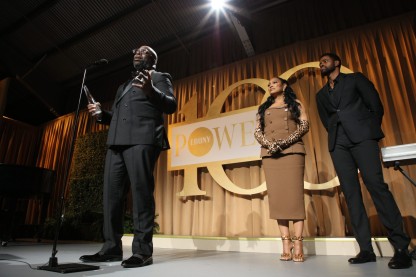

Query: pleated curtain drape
[1,13,415,244]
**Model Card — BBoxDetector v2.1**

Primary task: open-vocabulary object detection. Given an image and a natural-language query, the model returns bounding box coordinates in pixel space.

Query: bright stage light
[210,0,226,11]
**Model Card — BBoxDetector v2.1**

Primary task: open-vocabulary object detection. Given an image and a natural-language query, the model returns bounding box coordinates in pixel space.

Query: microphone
[87,59,109,68]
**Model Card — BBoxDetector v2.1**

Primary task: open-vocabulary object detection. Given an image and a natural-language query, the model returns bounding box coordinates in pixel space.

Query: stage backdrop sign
[168,62,351,196]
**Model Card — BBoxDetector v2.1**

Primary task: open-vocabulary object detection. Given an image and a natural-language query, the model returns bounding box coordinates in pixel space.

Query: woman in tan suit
[254,77,309,262]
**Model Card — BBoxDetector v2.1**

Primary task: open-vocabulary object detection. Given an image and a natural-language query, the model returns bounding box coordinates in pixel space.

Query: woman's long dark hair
[257,77,301,130]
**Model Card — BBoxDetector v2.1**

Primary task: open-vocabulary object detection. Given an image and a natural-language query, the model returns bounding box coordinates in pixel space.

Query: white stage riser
[122,235,395,257]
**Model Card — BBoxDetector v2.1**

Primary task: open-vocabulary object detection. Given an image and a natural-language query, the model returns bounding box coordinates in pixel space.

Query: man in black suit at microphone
[80,45,177,268]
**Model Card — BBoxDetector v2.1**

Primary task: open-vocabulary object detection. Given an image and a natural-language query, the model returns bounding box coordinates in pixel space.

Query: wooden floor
[0,240,415,277]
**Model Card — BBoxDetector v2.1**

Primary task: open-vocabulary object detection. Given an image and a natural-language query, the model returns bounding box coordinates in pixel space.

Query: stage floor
[0,240,414,277]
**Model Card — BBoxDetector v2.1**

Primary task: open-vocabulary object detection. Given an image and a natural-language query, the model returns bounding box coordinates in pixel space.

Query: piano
[381,143,416,167]
[381,143,416,187]
[0,163,55,245]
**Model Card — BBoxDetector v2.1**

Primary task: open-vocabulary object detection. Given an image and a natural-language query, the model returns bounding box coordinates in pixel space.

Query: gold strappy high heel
[292,236,304,262]
[280,235,293,261]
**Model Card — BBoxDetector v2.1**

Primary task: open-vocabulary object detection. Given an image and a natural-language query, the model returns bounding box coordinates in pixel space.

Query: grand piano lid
[381,143,416,163]
[0,163,55,195]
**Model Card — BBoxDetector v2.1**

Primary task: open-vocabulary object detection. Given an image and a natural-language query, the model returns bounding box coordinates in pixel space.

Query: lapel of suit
[116,80,133,104]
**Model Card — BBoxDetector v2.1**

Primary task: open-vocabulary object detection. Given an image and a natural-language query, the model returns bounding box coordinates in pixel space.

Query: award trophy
[83,85,102,121]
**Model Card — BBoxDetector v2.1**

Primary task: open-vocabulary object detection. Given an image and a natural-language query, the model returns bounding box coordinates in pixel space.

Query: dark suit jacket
[99,71,177,150]
[316,72,384,151]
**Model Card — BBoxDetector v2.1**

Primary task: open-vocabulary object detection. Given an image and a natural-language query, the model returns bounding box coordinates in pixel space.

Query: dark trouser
[330,125,410,252]
[100,144,160,256]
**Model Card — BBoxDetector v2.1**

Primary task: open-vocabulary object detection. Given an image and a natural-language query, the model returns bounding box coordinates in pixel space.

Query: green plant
[43,131,107,241]
[43,130,160,241]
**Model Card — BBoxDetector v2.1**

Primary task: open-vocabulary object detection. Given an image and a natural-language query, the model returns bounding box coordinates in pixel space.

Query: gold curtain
[0,117,40,165]
[33,104,112,218]
[1,13,415,245]
[156,13,416,243]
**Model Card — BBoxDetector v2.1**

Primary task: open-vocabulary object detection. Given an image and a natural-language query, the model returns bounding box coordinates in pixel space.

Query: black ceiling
[1,0,415,125]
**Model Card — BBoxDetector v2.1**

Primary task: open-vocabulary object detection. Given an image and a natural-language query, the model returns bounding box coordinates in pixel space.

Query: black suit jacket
[100,71,177,150]
[316,73,384,151]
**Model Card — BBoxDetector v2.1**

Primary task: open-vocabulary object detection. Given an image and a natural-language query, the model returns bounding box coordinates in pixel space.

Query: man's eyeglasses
[132,48,151,55]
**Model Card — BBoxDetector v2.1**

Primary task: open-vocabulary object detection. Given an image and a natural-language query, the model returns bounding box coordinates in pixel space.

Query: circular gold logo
[188,127,214,157]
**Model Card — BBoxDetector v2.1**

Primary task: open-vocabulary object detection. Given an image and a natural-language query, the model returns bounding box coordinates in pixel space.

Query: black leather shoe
[388,249,412,269]
[410,249,416,260]
[121,255,153,268]
[348,251,376,264]
[79,252,123,263]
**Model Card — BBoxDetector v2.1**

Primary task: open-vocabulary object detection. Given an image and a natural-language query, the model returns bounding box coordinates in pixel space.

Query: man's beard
[321,65,336,76]
[134,60,153,71]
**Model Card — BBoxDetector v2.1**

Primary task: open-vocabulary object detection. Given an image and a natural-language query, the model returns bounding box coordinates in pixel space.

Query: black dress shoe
[121,255,153,268]
[79,252,123,263]
[348,251,376,264]
[388,249,412,269]
[410,249,416,260]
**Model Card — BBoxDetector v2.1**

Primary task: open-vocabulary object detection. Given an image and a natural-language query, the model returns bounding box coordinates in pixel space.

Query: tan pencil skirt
[262,153,306,220]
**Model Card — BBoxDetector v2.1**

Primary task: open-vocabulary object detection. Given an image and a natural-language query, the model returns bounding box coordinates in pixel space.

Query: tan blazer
[260,107,305,158]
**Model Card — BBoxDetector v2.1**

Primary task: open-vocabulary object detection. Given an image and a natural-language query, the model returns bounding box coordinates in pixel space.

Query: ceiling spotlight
[210,0,226,11]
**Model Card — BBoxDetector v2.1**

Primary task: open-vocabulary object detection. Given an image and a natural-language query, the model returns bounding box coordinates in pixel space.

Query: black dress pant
[330,125,410,252]
[100,144,160,256]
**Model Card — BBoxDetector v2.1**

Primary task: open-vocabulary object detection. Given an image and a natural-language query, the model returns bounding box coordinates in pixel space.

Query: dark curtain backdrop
[1,13,415,247]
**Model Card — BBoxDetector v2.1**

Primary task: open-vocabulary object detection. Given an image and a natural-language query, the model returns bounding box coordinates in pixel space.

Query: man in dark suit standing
[316,53,412,269]
[80,45,177,268]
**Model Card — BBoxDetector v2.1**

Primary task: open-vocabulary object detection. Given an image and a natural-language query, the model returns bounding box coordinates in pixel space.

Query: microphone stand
[393,161,416,187]
[38,66,100,273]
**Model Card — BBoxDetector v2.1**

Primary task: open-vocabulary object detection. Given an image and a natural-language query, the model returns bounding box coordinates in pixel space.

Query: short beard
[321,65,336,76]
[134,60,153,71]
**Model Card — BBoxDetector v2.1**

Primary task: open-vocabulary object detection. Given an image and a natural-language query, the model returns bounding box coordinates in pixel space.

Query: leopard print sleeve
[269,119,310,154]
